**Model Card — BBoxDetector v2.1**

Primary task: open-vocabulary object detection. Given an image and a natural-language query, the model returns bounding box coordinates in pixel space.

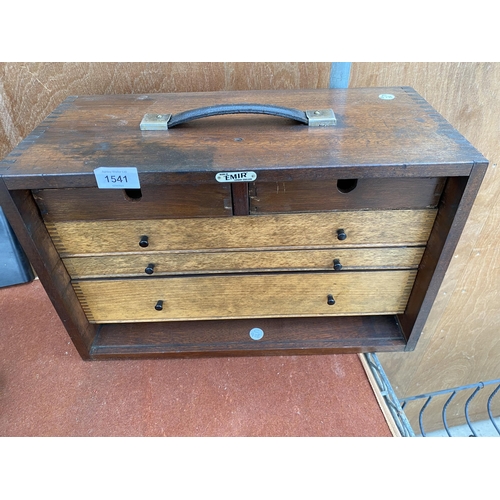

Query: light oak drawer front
[63,247,425,278]
[73,270,417,323]
[48,210,437,256]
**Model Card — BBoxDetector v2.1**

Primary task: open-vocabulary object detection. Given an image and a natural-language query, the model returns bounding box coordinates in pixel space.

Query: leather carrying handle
[170,103,308,127]
[140,104,336,130]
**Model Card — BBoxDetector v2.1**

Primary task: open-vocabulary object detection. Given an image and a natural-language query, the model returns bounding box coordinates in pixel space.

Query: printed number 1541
[105,175,128,183]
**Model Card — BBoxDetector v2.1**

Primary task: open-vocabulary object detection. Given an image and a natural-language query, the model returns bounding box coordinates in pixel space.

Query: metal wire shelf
[363,353,500,437]
[363,353,415,436]
[400,379,500,437]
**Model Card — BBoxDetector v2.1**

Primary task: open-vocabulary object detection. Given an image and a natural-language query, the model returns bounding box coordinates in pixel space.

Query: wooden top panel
[0,87,487,189]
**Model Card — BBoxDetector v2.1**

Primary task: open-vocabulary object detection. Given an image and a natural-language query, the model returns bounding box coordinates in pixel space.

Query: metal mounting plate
[140,113,172,130]
[306,108,337,127]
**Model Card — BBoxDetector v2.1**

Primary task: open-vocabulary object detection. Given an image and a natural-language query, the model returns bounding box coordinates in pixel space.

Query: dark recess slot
[124,189,143,200]
[337,179,358,193]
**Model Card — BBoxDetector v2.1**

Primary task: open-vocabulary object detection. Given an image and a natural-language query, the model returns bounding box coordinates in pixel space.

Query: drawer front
[73,270,417,323]
[63,247,425,278]
[250,178,446,214]
[32,184,233,221]
[47,210,437,255]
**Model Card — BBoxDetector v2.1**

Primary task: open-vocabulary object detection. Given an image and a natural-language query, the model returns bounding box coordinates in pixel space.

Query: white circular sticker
[379,94,395,100]
[249,328,264,340]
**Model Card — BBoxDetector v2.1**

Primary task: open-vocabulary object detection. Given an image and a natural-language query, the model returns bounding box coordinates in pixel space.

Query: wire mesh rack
[363,353,415,436]
[400,380,500,437]
[363,353,500,437]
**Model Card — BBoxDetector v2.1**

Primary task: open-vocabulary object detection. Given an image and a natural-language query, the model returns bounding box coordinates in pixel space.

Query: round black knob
[155,300,163,311]
[327,294,336,306]
[139,235,149,248]
[333,258,343,271]
[145,263,155,275]
[336,229,347,241]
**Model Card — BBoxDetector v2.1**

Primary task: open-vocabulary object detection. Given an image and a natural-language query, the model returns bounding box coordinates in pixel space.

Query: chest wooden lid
[0,87,488,189]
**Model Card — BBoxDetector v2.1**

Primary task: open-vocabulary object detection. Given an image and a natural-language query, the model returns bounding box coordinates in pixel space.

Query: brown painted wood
[1,88,484,190]
[90,315,407,359]
[399,162,489,349]
[62,247,425,278]
[45,210,437,256]
[3,164,474,190]
[250,177,446,213]
[32,184,233,221]
[0,183,95,359]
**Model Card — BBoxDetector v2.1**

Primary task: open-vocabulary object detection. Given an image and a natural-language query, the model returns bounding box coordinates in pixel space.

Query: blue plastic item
[0,206,34,288]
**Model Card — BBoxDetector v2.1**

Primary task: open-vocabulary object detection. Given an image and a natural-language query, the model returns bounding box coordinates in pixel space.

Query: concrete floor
[0,280,391,436]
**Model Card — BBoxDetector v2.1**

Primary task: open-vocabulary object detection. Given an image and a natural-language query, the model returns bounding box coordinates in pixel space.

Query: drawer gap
[59,243,429,258]
[71,268,417,281]
[231,182,250,216]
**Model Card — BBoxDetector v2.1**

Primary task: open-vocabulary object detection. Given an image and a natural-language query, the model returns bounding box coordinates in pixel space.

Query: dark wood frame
[0,87,488,360]
[0,160,487,360]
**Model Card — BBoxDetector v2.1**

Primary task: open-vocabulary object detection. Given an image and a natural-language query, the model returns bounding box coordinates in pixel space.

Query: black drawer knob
[145,263,155,275]
[333,258,343,271]
[155,300,163,311]
[336,229,347,241]
[139,235,149,248]
[327,294,336,305]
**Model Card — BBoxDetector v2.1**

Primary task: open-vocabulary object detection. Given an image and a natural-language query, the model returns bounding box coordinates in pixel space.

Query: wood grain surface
[1,87,485,191]
[250,177,446,213]
[92,315,408,358]
[33,184,233,221]
[0,62,331,161]
[0,184,97,359]
[73,270,417,323]
[62,246,425,278]
[351,62,500,430]
[46,210,437,255]
[1,62,497,419]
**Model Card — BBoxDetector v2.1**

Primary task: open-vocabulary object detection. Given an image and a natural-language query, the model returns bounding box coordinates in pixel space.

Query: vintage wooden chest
[0,87,488,360]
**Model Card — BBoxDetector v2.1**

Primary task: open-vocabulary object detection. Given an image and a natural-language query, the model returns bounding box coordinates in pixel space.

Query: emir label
[215,171,257,183]
[94,167,141,189]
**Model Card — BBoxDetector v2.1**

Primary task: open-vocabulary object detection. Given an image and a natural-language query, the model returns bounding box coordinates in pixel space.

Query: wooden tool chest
[0,87,488,360]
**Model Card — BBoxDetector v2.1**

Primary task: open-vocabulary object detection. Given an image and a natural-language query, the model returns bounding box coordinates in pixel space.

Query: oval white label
[215,171,257,183]
[379,94,395,100]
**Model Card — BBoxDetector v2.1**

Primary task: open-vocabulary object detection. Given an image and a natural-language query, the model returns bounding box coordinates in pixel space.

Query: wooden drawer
[63,246,425,278]
[73,270,418,323]
[250,178,446,214]
[47,210,437,256]
[33,184,233,221]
